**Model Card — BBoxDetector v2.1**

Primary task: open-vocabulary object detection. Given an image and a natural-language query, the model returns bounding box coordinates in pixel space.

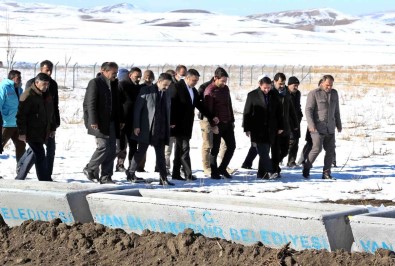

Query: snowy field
[0,1,394,212]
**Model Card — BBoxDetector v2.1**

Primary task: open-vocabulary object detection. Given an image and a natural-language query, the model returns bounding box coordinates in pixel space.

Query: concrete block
[87,189,368,251]
[350,210,395,253]
[0,180,132,226]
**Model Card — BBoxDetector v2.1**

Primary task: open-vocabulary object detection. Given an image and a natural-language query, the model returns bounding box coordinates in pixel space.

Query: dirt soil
[0,215,394,266]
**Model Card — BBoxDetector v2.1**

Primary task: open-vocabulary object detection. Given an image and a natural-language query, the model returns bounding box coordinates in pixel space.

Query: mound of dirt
[0,216,394,265]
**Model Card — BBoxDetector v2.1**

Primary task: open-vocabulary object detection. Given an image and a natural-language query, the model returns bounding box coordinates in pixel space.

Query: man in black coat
[16,73,56,181]
[15,60,60,180]
[83,62,124,184]
[115,67,142,173]
[286,76,303,167]
[170,69,216,181]
[243,76,283,179]
[127,73,174,186]
[271,73,298,177]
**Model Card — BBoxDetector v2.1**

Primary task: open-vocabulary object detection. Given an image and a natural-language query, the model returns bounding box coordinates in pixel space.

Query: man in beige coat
[303,75,342,179]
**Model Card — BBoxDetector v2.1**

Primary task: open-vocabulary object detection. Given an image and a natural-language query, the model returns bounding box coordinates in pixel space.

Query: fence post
[54,62,59,80]
[301,66,305,80]
[239,65,243,86]
[250,65,254,85]
[72,62,78,90]
[227,65,232,84]
[272,65,277,77]
[291,65,295,76]
[93,63,97,79]
[33,62,39,77]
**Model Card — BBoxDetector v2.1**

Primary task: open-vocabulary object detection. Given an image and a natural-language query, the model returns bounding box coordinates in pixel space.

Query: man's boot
[302,163,310,178]
[159,176,175,186]
[126,171,144,183]
[322,169,334,180]
[100,175,115,184]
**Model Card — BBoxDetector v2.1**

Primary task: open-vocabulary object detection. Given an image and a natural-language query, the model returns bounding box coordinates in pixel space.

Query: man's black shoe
[211,173,221,179]
[159,177,175,186]
[241,164,252,169]
[126,172,144,183]
[219,168,232,179]
[100,175,115,184]
[115,164,126,172]
[136,168,147,173]
[172,175,185,181]
[302,164,310,178]
[322,170,335,180]
[186,175,197,181]
[83,166,98,182]
[332,161,337,167]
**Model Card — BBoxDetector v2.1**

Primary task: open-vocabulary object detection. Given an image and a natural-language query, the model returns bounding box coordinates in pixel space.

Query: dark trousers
[86,123,117,177]
[210,122,236,175]
[28,142,52,181]
[116,132,139,163]
[15,136,56,180]
[271,134,289,174]
[287,138,299,165]
[256,143,273,176]
[2,127,26,162]
[173,136,192,178]
[242,144,258,168]
[129,140,167,179]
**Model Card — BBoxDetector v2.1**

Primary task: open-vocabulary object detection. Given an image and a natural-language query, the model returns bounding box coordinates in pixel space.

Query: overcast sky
[14,0,395,16]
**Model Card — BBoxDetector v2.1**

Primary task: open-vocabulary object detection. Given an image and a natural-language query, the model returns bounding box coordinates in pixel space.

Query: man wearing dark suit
[170,69,216,181]
[83,62,124,184]
[243,76,283,179]
[126,73,175,186]
[116,67,142,173]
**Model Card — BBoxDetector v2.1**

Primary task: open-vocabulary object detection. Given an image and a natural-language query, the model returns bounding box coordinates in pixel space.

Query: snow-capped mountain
[0,1,394,66]
[79,3,139,14]
[247,8,359,28]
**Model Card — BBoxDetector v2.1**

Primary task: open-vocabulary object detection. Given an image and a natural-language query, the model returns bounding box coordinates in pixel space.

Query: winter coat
[271,85,298,137]
[305,88,342,134]
[289,89,303,139]
[170,79,210,139]
[131,84,171,145]
[83,75,124,138]
[118,79,142,135]
[0,111,3,153]
[243,88,283,144]
[16,83,55,143]
[0,79,23,127]
[197,78,214,120]
[204,82,234,127]
[26,77,60,128]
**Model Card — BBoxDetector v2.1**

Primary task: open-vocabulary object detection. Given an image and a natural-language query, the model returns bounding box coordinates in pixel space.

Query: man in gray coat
[303,75,342,179]
[126,73,175,185]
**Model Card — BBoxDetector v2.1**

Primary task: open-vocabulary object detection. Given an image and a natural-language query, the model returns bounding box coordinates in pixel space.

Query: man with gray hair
[83,62,124,184]
[303,75,342,179]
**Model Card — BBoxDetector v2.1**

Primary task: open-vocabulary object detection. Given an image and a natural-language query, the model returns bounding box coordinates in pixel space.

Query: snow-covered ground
[0,1,394,211]
[0,84,394,211]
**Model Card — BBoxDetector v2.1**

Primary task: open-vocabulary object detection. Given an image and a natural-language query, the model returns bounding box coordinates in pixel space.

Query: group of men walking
[0,61,341,184]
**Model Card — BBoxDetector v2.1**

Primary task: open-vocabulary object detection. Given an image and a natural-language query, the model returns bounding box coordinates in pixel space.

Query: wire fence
[1,63,394,91]
[0,64,312,91]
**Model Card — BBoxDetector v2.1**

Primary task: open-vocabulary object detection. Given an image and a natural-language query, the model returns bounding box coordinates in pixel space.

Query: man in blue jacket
[0,70,26,163]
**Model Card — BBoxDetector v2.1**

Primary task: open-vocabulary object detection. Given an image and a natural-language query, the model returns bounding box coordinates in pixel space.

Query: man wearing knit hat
[287,76,303,167]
